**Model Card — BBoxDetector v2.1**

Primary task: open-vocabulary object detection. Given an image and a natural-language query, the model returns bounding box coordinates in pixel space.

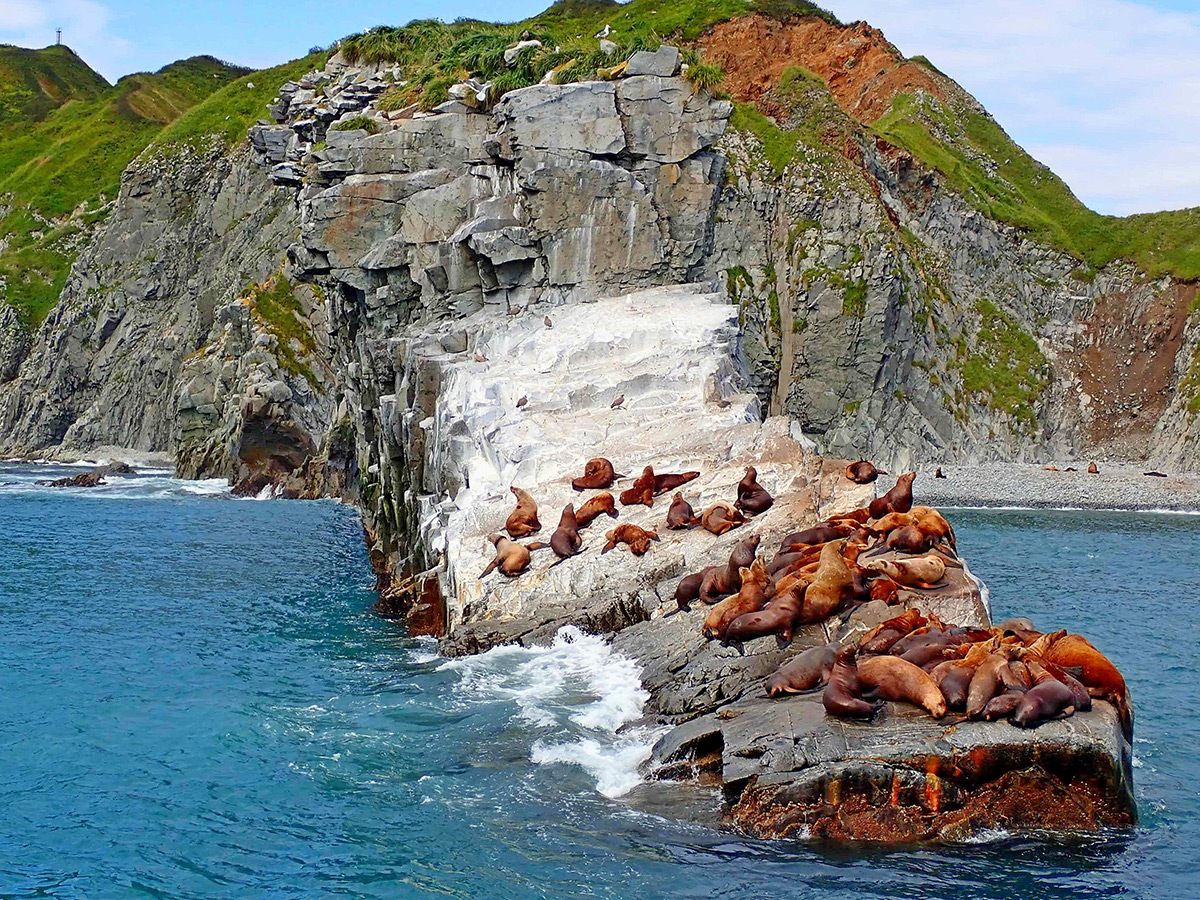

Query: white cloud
[825,0,1200,215]
[0,0,132,83]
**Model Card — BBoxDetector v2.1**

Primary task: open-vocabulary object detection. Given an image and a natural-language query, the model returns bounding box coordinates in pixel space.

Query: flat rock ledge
[418,285,1134,842]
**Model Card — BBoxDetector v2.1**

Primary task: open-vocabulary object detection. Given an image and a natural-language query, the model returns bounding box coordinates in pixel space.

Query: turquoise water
[1,463,1196,899]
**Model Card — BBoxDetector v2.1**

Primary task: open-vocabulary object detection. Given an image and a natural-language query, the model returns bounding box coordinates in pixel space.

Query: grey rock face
[625,45,682,78]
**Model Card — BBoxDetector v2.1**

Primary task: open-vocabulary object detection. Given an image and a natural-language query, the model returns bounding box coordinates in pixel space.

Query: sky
[2,0,1198,216]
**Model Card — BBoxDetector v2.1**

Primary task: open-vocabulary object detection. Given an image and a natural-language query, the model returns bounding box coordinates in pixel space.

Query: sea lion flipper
[480,558,499,578]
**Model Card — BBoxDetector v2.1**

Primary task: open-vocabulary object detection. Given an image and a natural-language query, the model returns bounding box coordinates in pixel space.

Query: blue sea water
[0,462,1196,899]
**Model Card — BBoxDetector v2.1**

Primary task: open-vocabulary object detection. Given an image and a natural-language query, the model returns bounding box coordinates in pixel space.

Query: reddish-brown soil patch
[696,14,948,125]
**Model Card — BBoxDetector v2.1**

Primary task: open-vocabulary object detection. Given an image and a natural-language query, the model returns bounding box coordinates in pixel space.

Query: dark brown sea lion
[797,540,854,623]
[505,487,541,538]
[823,647,878,718]
[935,664,976,711]
[699,534,761,604]
[881,524,933,554]
[868,471,916,519]
[549,504,583,560]
[725,580,806,643]
[981,691,1024,721]
[1011,678,1076,728]
[934,467,946,479]
[734,466,774,515]
[653,471,700,495]
[602,523,659,555]
[858,608,927,654]
[779,522,853,552]
[666,493,698,529]
[966,649,1012,718]
[673,570,707,612]
[869,576,901,606]
[844,461,879,484]
[481,534,532,577]
[618,466,656,507]
[702,559,773,640]
[575,492,618,527]
[858,655,948,717]
[700,502,746,535]
[766,644,837,697]
[768,550,809,576]
[571,458,622,491]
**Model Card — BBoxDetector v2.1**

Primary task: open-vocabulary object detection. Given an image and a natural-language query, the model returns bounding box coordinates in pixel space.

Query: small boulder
[504,40,542,67]
[625,45,681,77]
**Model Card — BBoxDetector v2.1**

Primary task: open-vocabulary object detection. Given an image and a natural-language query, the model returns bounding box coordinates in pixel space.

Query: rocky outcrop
[0,141,302,458]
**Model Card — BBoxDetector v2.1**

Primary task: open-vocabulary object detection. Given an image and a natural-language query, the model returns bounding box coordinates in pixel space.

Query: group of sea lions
[674,468,951,644]
[765,609,1132,736]
[480,458,776,578]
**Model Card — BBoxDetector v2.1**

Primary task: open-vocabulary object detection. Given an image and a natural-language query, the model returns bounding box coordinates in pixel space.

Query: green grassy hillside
[0,56,248,324]
[0,44,109,126]
[873,89,1200,280]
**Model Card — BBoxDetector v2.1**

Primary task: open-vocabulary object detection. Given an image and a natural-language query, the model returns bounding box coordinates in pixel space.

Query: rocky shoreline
[889,464,1200,513]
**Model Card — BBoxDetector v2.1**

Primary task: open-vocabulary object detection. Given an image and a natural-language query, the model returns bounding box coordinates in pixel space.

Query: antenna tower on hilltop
[56,29,62,45]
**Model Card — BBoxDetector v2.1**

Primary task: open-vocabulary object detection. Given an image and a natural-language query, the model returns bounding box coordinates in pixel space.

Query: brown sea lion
[997,617,1036,635]
[725,580,806,643]
[863,555,946,589]
[858,608,927,654]
[768,550,810,576]
[618,466,656,507]
[869,511,917,535]
[934,467,946,479]
[699,534,761,604]
[869,576,901,605]
[481,534,533,577]
[766,644,837,697]
[1011,678,1076,728]
[966,649,1012,718]
[571,458,622,491]
[549,504,583,560]
[1088,461,1099,474]
[910,507,956,548]
[779,522,854,552]
[844,461,880,484]
[734,466,774,515]
[505,487,541,538]
[798,539,854,623]
[1022,629,1068,659]
[575,492,618,527]
[653,471,700,495]
[868,471,916,519]
[934,664,976,711]
[1026,658,1091,712]
[857,655,948,717]
[602,524,659,555]
[883,524,935,554]
[702,559,773,640]
[1042,634,1129,728]
[700,502,746,536]
[981,691,1024,721]
[666,493,699,529]
[673,571,706,612]
[823,647,878,718]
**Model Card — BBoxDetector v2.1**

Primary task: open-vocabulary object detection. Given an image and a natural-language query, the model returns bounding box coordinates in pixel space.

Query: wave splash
[442,625,662,797]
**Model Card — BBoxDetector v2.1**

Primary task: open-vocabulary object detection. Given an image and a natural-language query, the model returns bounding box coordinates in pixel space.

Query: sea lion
[666,493,699,529]
[823,647,878,718]
[481,533,532,577]
[1030,659,1092,712]
[882,524,934,554]
[734,466,774,515]
[869,576,901,605]
[618,466,656,507]
[981,691,1024,721]
[505,487,541,538]
[869,511,917,535]
[1042,634,1128,724]
[858,608,927,654]
[549,504,583,560]
[766,644,837,697]
[700,502,746,535]
[571,458,622,491]
[602,523,659,555]
[575,492,618,527]
[779,522,854,551]
[868,471,916,519]
[673,570,706,612]
[699,534,761,604]
[935,664,976,711]
[653,471,701,495]
[798,540,855,623]
[1011,678,1076,728]
[702,559,773,640]
[844,461,879,484]
[1088,461,1099,475]
[863,555,946,589]
[966,649,1012,718]
[934,467,946,479]
[725,580,806,643]
[858,655,948,717]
